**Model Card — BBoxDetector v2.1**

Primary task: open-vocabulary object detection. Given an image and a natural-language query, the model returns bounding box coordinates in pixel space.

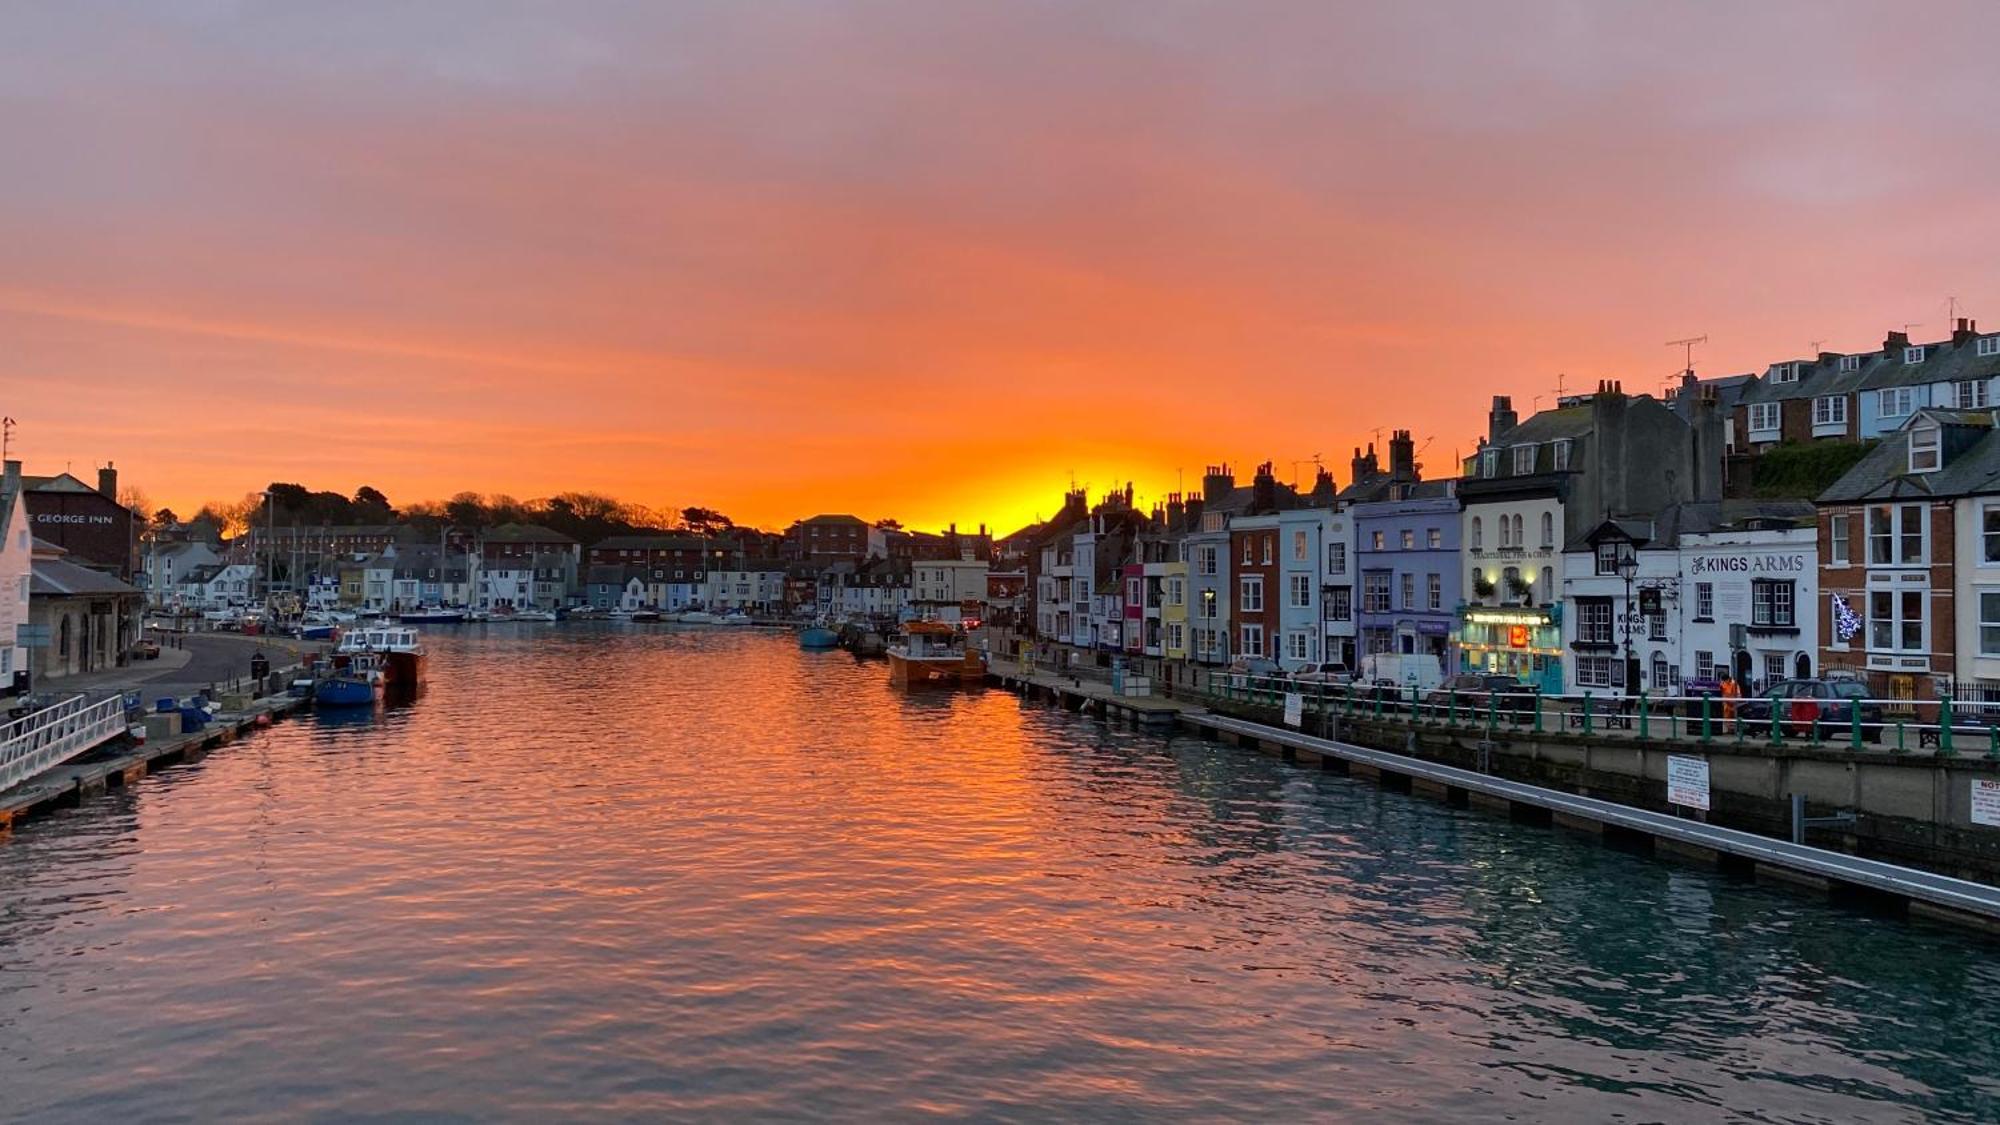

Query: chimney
[1349,444,1381,486]
[1202,463,1235,504]
[1885,329,1910,355]
[1389,429,1416,481]
[98,461,117,500]
[3,459,19,504]
[1954,318,1979,347]
[1488,396,1518,443]
[1251,461,1277,512]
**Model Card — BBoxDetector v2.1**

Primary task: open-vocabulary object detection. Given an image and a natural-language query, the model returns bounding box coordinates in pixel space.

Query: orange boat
[886,621,985,688]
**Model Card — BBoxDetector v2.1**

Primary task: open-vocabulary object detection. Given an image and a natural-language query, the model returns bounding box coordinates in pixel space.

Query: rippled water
[4,628,2000,1121]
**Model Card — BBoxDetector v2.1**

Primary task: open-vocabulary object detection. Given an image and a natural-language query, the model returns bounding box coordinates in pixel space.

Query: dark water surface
[4,629,1999,1122]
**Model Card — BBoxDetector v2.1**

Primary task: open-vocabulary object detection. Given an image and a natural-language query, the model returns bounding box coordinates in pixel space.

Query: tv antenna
[1666,335,1708,376]
[1290,454,1323,488]
[0,417,12,461]
[1551,373,1568,401]
[1810,338,1825,354]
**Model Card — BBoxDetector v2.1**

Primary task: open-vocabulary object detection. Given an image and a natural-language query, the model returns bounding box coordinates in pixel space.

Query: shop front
[1456,604,1564,693]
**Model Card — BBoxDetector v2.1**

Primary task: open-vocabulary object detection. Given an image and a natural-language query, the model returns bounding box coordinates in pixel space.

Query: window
[1371,531,1385,551]
[1400,573,1415,609]
[1867,504,1926,563]
[1647,610,1666,640]
[1263,535,1274,565]
[1594,541,1629,576]
[1243,539,1254,563]
[1363,573,1391,612]
[1771,362,1798,383]
[1751,579,1796,627]
[1288,574,1312,608]
[1905,346,1927,365]
[1878,387,1916,417]
[1575,655,1618,688]
[1651,652,1670,690]
[1197,546,1217,576]
[1512,514,1525,547]
[1328,587,1352,621]
[1813,396,1848,427]
[1910,426,1941,472]
[1539,512,1554,548]
[1868,589,1925,652]
[1400,529,1415,550]
[1749,402,1781,432]
[1986,507,2000,564]
[1694,581,1714,619]
[1167,622,1184,652]
[1577,598,1614,644]
[1955,380,1990,409]
[1539,565,1553,596]
[1552,440,1571,470]
[1470,517,1483,550]
[1427,573,1441,610]
[1427,527,1442,549]
[1829,513,1851,565]
[1240,624,1264,657]
[1292,530,1308,561]
[1694,650,1715,678]
[1327,542,1346,574]
[1168,577,1184,606]
[1839,354,1862,372]
[1983,592,2000,656]
[1764,653,1787,686]
[1980,336,2000,358]
[1285,631,1311,661]
[1513,445,1536,474]
[1481,448,1498,478]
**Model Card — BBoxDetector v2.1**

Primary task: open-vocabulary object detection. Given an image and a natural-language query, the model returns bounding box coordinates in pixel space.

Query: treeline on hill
[173,484,740,543]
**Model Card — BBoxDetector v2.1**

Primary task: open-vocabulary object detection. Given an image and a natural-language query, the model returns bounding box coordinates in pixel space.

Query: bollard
[1700,694,1712,745]
[1638,693,1650,741]
[1769,692,1783,746]
[1583,692,1594,735]
[1486,691,1497,737]
[1851,699,1863,752]
[1990,724,1999,761]
[1447,691,1458,727]
[1895,718,1906,755]
[1941,695,1957,757]
[1533,691,1544,734]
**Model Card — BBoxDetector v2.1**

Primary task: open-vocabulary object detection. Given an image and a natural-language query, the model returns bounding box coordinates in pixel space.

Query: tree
[874,518,903,531]
[445,491,487,528]
[681,507,733,535]
[152,507,179,528]
[353,485,392,515]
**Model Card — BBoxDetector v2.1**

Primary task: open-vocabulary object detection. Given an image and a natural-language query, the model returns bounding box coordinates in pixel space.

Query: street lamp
[1616,548,1639,695]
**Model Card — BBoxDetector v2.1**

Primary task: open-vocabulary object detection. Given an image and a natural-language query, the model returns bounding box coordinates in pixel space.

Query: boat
[336,624,427,697]
[299,613,341,641]
[509,609,558,622]
[316,654,386,707]
[799,625,840,649]
[631,609,662,622]
[719,611,754,627]
[886,621,984,688]
[397,606,467,625]
[680,610,716,625]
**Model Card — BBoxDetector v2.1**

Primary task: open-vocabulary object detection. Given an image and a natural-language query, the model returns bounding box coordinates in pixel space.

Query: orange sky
[6,3,1999,535]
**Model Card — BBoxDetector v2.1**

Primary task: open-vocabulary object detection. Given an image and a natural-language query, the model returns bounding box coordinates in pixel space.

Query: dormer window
[1905,346,1927,365]
[1770,362,1798,383]
[1839,354,1862,372]
[1551,439,1572,470]
[1480,448,1498,478]
[1910,425,1942,473]
[1979,336,2000,358]
[1512,445,1536,474]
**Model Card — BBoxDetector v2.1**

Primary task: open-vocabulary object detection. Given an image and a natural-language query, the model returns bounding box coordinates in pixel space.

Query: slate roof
[1818,410,2000,502]
[482,523,576,544]
[33,556,140,597]
[590,534,708,550]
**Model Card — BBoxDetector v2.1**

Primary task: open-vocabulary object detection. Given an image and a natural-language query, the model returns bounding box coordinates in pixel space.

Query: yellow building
[1160,559,1189,661]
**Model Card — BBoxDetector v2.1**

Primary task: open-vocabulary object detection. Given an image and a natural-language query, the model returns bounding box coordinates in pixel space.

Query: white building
[706,566,785,612]
[1679,525,1817,692]
[182,562,260,611]
[912,558,989,624]
[0,461,32,686]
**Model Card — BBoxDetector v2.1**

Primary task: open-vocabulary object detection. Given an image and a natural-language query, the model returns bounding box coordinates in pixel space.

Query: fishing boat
[316,654,386,707]
[336,624,427,697]
[397,606,466,625]
[886,622,984,688]
[509,609,559,622]
[719,610,754,627]
[299,613,340,641]
[681,610,716,625]
[799,624,840,649]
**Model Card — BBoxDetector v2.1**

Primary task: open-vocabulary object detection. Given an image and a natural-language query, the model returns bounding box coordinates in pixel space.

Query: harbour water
[4,629,1999,1121]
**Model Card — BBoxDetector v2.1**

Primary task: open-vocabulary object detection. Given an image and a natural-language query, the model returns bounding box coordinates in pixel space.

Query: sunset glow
[7,3,1998,530]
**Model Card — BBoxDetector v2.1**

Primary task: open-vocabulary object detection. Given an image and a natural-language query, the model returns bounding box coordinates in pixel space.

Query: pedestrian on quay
[1719,671,1740,720]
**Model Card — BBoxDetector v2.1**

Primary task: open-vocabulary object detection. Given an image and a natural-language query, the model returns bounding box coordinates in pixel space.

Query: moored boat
[799,625,840,649]
[680,610,716,624]
[508,609,559,622]
[719,611,754,627]
[337,624,427,697]
[397,606,466,625]
[886,622,983,688]
[316,655,386,708]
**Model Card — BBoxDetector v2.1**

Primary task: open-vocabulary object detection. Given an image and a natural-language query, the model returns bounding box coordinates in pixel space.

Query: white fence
[0,695,127,794]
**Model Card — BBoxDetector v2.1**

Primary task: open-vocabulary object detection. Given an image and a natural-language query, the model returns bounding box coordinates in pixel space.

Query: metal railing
[1201,674,2000,758]
[0,694,128,793]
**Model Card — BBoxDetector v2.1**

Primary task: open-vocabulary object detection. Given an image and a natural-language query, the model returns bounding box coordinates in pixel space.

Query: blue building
[1347,436,1462,677]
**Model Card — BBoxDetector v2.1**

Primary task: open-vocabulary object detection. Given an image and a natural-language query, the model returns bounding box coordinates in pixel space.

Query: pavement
[42,633,326,700]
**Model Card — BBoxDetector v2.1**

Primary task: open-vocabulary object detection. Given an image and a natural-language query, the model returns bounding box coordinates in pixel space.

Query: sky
[5,1,1999,534]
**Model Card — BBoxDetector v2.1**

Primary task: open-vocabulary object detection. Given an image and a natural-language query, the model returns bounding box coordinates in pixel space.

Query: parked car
[1735,679,1884,741]
[130,637,162,660]
[1289,661,1351,685]
[1425,673,1538,718]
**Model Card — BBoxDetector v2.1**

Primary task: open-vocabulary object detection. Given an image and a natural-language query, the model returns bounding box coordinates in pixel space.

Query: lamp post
[1616,547,1639,696]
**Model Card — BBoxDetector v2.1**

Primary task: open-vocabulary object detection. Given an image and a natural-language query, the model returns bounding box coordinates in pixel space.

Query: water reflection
[0,628,1995,1122]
